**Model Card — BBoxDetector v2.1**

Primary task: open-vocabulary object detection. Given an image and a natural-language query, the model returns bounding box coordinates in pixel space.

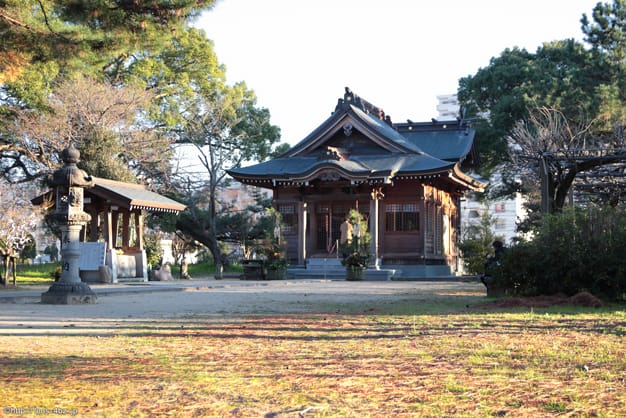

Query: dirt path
[0,279,485,335]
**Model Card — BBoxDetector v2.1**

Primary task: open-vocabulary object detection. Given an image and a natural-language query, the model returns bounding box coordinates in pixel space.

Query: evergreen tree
[1,0,218,110]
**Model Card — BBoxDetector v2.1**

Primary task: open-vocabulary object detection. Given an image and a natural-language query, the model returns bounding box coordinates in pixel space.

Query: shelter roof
[32,177,186,214]
[89,178,186,213]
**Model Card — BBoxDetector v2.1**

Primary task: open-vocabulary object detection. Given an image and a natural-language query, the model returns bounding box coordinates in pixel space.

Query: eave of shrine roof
[228,152,455,181]
[449,164,488,192]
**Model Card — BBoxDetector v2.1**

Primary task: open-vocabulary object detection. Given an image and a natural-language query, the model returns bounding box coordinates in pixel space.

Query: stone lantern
[41,145,97,304]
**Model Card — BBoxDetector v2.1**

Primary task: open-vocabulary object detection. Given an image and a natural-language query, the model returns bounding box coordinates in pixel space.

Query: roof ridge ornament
[337,87,392,126]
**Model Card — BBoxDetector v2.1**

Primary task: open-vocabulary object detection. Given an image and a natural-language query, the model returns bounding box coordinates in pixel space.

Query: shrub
[144,233,162,268]
[20,238,37,262]
[495,241,541,296]
[493,206,626,299]
[458,209,503,275]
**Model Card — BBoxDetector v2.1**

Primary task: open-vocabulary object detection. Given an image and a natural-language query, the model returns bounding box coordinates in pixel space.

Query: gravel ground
[0,279,485,335]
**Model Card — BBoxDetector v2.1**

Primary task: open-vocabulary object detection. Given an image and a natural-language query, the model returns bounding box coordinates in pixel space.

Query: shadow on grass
[1,302,624,338]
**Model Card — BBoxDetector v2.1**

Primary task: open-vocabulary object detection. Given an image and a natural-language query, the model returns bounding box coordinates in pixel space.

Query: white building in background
[460,193,526,245]
[436,94,527,246]
[436,93,460,120]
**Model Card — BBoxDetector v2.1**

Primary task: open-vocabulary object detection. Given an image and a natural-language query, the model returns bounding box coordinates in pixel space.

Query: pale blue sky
[197,0,601,146]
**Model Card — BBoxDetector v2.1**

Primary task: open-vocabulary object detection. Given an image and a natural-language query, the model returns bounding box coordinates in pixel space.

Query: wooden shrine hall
[228,88,487,278]
[34,177,186,283]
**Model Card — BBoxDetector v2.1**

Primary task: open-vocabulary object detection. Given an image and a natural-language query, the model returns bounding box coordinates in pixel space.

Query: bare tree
[3,75,171,183]
[172,94,245,277]
[508,107,626,212]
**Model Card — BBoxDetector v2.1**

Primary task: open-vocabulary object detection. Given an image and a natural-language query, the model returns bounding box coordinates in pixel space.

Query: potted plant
[340,209,370,281]
[343,251,368,280]
[264,244,288,279]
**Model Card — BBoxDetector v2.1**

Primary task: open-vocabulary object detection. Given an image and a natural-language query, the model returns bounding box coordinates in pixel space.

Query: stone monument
[41,145,97,304]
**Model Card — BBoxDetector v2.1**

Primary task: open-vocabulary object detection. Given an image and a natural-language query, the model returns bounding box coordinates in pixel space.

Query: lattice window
[278,204,297,234]
[385,203,419,232]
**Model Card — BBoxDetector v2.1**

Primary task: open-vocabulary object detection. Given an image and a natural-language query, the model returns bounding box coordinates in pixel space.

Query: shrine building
[228,88,486,278]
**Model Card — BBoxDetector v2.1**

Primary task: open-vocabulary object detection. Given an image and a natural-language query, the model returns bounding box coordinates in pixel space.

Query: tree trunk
[10,256,16,286]
[207,233,223,279]
[1,256,7,286]
[545,155,625,212]
[2,254,16,286]
[208,176,223,279]
[553,169,577,211]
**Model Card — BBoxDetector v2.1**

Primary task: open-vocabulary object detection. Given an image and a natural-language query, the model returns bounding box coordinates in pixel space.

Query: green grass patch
[4,261,245,286]
[4,262,59,285]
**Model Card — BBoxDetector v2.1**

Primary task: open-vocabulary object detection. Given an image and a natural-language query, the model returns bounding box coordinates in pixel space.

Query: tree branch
[36,0,71,42]
[0,10,31,29]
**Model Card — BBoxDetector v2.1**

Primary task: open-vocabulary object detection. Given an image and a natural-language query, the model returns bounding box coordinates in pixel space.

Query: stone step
[305,258,344,270]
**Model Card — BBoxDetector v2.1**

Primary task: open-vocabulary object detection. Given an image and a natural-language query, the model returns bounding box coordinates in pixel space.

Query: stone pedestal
[41,223,97,304]
[41,282,97,304]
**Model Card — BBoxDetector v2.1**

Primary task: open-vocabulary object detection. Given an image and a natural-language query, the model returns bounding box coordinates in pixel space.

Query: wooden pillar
[423,186,431,258]
[370,187,384,269]
[298,201,307,265]
[111,210,119,248]
[104,210,114,250]
[121,211,130,248]
[89,209,99,242]
[135,211,144,251]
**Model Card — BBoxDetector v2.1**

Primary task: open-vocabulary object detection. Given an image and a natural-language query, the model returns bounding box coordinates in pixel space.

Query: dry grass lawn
[0,297,624,417]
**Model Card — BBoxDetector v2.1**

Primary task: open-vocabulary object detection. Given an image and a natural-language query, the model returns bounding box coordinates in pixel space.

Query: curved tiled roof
[396,124,475,162]
[350,105,425,155]
[228,89,485,191]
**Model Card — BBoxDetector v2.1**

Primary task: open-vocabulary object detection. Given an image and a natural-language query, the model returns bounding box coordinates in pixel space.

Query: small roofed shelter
[228,88,486,278]
[34,177,185,283]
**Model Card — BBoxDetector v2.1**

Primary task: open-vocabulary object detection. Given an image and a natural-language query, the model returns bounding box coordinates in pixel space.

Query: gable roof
[285,103,421,157]
[228,88,486,191]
